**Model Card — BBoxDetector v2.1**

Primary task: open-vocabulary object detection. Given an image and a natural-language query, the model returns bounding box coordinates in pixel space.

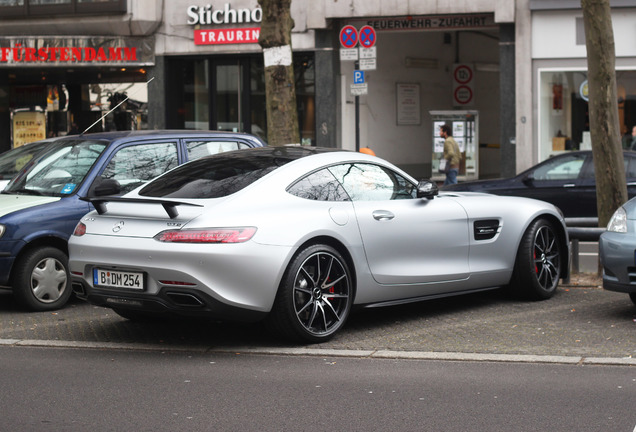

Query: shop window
[167,54,315,146]
[0,0,126,18]
[538,69,636,162]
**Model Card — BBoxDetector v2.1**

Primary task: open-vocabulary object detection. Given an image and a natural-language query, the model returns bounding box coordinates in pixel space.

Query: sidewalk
[0,273,634,365]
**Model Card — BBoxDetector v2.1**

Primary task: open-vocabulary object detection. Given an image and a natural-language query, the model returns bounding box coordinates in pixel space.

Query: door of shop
[210,58,267,141]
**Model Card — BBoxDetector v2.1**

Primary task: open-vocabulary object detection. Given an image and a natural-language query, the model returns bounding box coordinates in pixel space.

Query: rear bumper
[72,277,268,322]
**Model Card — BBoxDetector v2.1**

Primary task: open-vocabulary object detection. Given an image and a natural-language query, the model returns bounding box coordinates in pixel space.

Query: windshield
[0,140,53,180]
[5,139,108,197]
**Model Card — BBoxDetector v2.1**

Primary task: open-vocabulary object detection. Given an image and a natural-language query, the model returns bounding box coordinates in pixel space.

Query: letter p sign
[354,70,365,84]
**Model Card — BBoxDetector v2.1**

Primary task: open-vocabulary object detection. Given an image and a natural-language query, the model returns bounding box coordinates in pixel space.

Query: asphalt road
[0,346,634,432]
[0,277,634,364]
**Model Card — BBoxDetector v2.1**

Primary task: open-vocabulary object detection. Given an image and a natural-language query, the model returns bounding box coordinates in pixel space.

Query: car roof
[57,129,266,144]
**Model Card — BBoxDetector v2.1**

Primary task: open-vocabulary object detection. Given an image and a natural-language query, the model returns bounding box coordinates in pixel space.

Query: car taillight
[73,222,87,237]
[154,227,257,243]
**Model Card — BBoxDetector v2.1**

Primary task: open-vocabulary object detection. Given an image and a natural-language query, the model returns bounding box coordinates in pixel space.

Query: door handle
[563,184,576,188]
[372,210,395,221]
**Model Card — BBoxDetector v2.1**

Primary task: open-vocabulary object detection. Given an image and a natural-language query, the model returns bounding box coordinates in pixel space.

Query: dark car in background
[0,130,265,311]
[442,150,636,219]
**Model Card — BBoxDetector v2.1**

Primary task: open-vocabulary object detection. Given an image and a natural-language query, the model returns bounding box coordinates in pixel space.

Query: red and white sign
[358,25,377,48]
[195,28,260,45]
[452,63,474,106]
[340,25,358,48]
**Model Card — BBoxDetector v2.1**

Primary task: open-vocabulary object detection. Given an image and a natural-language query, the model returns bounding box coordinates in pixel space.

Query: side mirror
[416,180,439,199]
[522,173,534,186]
[93,178,121,197]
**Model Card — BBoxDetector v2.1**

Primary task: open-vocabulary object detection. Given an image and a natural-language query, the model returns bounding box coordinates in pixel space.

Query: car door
[515,152,589,217]
[328,163,470,286]
[576,153,636,218]
[97,140,180,195]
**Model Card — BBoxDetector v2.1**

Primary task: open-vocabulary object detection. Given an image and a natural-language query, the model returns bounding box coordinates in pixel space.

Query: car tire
[511,218,562,300]
[12,247,72,311]
[267,244,353,343]
[629,293,636,306]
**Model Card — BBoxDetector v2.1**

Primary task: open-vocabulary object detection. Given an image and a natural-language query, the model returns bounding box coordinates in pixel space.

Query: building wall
[338,28,501,178]
[0,0,162,36]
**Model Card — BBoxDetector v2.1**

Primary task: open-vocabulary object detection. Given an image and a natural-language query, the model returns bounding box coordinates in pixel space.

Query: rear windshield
[139,147,333,199]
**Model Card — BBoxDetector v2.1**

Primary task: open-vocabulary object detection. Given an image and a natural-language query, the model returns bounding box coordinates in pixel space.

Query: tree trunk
[258,0,300,146]
[581,0,627,228]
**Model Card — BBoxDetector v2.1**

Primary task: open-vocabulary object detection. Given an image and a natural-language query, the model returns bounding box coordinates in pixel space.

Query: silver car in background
[69,146,569,343]
[599,197,636,305]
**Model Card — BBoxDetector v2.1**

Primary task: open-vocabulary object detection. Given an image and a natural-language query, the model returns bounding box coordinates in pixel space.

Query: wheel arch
[523,213,570,280]
[9,235,68,286]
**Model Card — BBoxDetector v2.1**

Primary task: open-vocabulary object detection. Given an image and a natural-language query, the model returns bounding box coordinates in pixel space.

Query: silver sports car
[69,146,570,343]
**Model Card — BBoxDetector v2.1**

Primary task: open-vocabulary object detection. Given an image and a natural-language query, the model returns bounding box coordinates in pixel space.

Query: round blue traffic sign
[359,25,376,48]
[340,25,358,48]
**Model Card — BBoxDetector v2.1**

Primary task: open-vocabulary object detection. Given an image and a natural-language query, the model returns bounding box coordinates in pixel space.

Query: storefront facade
[0,0,161,151]
[522,0,636,172]
[1,0,516,180]
[144,0,515,179]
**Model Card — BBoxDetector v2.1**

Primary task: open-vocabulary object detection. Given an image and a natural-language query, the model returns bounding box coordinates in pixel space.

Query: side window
[583,155,632,179]
[626,157,636,178]
[328,163,416,201]
[287,169,350,201]
[186,140,247,161]
[532,154,586,180]
[101,142,178,194]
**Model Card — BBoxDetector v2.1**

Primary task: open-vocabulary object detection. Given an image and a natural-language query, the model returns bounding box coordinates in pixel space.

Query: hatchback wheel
[629,293,636,306]
[511,218,562,300]
[269,244,353,343]
[13,247,72,311]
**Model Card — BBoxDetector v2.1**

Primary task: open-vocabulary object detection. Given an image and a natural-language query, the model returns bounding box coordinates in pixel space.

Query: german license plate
[94,269,143,290]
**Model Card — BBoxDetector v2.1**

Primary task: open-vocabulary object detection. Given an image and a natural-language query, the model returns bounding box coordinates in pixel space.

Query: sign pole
[355,60,360,152]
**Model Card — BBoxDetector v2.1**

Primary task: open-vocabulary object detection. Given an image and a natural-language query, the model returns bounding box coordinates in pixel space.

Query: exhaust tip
[166,292,205,307]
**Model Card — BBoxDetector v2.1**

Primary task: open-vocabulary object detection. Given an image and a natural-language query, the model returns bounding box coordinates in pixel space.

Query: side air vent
[474,219,500,240]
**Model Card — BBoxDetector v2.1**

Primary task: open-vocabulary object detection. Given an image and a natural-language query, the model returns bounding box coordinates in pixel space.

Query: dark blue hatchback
[0,130,265,311]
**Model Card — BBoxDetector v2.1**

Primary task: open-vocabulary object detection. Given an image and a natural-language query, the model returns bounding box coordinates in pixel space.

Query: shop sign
[195,28,260,45]
[0,36,154,67]
[188,3,262,46]
[349,14,496,32]
[12,110,46,148]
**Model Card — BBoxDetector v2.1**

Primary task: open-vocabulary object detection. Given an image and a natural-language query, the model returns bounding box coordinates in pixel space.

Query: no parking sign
[339,25,358,48]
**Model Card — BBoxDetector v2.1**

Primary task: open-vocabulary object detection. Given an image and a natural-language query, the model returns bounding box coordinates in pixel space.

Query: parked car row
[0,130,266,311]
[4,136,635,343]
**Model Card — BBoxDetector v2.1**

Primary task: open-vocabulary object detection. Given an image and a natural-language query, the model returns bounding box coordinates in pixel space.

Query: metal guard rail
[564,217,605,241]
[564,217,604,277]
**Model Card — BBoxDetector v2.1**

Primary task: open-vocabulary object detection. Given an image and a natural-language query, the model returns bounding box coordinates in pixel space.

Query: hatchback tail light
[73,222,87,237]
[154,227,257,243]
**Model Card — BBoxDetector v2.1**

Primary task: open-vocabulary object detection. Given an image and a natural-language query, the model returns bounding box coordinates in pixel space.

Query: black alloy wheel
[511,218,562,300]
[269,244,353,343]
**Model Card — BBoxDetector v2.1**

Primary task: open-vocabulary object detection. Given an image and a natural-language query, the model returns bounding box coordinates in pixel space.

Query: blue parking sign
[354,70,365,84]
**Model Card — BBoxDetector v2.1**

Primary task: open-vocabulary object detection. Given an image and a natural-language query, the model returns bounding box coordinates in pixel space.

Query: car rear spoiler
[85,196,203,219]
